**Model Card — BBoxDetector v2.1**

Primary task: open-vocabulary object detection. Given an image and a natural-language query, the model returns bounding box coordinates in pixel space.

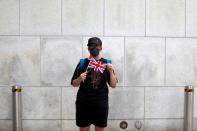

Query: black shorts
[75,100,109,127]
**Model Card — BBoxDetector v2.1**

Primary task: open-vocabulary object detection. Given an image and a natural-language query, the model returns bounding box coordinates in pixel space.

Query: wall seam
[8,118,186,120]
[0,85,195,87]
[103,0,105,36]
[144,87,146,127]
[82,36,84,58]
[185,0,187,37]
[2,35,197,38]
[164,37,166,87]
[61,0,63,35]
[19,0,21,35]
[40,37,42,86]
[123,36,126,87]
[60,87,62,131]
[145,0,146,36]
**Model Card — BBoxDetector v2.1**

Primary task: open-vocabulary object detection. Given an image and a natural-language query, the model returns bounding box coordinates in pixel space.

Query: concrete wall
[0,0,197,130]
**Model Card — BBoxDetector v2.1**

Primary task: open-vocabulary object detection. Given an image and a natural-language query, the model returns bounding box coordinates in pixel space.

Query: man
[71,37,118,131]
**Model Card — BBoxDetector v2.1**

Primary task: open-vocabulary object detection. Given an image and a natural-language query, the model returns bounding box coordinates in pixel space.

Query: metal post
[184,85,194,131]
[12,85,22,131]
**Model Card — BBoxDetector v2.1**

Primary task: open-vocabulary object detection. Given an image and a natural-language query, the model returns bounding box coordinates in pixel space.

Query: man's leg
[95,126,106,131]
[80,126,90,131]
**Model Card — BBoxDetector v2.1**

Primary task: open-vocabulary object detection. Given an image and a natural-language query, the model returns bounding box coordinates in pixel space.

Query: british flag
[88,58,107,73]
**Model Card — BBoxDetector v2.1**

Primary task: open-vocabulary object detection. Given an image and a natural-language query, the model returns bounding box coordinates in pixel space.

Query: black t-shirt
[71,57,114,104]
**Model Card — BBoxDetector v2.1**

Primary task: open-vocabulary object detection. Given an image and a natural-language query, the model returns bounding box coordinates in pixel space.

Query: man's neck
[88,55,101,60]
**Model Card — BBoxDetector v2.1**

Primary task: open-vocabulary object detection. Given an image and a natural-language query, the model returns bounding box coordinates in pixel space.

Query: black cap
[87,37,102,47]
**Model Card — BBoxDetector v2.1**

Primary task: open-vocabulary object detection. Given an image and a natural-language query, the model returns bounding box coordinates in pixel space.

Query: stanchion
[12,85,22,131]
[184,85,194,131]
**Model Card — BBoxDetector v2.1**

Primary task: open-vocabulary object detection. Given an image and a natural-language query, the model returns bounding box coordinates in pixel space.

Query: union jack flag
[88,58,107,73]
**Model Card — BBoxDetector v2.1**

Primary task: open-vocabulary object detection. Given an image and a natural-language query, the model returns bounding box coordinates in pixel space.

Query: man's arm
[71,71,87,87]
[107,64,118,88]
[109,70,118,88]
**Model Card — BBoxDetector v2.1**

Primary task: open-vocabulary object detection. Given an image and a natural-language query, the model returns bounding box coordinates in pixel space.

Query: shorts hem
[76,123,91,127]
[93,123,107,128]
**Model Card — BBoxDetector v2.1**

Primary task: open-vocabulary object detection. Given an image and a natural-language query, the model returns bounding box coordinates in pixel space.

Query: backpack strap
[78,58,85,71]
[106,59,112,64]
[103,59,111,71]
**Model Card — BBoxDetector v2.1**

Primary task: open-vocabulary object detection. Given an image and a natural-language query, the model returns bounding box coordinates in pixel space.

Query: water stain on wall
[126,48,157,84]
[0,55,24,84]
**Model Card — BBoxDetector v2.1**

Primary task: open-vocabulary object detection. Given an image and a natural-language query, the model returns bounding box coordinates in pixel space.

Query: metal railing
[11,84,194,131]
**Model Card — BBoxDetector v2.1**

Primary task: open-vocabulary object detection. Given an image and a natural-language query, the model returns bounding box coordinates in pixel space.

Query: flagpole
[85,61,90,72]
[82,59,91,83]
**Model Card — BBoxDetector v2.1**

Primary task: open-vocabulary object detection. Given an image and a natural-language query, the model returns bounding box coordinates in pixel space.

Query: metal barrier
[12,85,22,131]
[184,85,194,131]
[10,84,194,131]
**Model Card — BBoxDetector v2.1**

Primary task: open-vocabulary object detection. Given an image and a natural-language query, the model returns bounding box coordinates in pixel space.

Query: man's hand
[79,71,87,82]
[72,71,87,87]
[106,64,114,72]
